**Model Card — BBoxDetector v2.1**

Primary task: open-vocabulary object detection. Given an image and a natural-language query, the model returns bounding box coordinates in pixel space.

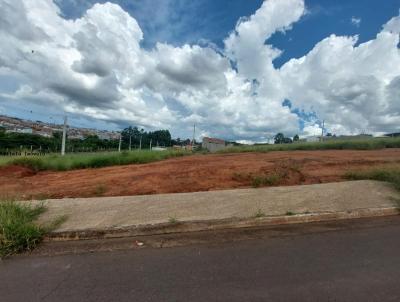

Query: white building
[202,137,227,152]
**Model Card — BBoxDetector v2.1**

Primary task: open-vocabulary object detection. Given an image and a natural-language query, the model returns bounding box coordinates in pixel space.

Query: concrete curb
[45,206,400,241]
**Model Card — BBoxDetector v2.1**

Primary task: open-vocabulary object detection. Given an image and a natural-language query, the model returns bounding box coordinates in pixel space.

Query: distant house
[152,147,167,151]
[6,127,33,134]
[202,137,227,152]
[323,134,373,141]
[305,136,320,142]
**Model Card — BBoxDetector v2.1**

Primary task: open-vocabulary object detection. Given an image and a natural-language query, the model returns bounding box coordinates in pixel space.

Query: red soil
[1,149,399,200]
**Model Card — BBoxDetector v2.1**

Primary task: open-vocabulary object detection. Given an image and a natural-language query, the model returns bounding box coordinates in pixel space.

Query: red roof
[203,137,226,144]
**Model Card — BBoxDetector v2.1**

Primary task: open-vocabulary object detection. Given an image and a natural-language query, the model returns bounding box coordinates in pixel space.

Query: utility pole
[61,115,67,156]
[139,135,142,150]
[320,120,325,142]
[192,124,196,150]
[149,139,152,150]
[129,134,132,151]
[118,132,122,152]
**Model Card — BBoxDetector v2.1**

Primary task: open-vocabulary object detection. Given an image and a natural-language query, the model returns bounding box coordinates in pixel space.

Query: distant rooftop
[203,137,226,144]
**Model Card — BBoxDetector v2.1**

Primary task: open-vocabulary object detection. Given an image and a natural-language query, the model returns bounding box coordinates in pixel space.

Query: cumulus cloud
[0,0,399,141]
[302,124,322,137]
[281,16,400,135]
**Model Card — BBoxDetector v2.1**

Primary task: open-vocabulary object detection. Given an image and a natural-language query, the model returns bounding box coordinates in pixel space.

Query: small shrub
[251,173,282,188]
[11,157,45,172]
[285,211,295,216]
[168,216,178,224]
[252,176,264,188]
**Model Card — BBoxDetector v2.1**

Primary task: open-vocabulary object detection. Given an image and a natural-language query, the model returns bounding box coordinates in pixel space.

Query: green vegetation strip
[220,137,400,153]
[0,201,66,258]
[346,167,400,191]
[2,150,188,172]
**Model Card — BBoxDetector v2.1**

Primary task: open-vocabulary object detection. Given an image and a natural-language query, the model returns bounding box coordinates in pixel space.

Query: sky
[0,0,400,142]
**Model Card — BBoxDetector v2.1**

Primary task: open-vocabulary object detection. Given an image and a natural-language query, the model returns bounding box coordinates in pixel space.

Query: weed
[35,193,50,201]
[253,209,266,218]
[345,167,400,191]
[168,216,178,224]
[0,201,66,258]
[94,184,107,197]
[232,172,249,182]
[285,211,295,216]
[251,173,282,188]
[251,176,263,188]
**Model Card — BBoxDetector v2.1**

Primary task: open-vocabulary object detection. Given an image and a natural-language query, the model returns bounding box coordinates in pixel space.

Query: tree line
[274,133,300,144]
[120,127,173,149]
[0,126,190,153]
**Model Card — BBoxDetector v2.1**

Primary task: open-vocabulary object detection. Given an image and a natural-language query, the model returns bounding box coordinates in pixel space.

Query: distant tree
[283,137,293,144]
[293,134,300,142]
[274,133,285,144]
[52,131,62,140]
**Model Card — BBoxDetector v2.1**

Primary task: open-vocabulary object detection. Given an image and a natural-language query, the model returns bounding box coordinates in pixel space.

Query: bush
[11,157,46,172]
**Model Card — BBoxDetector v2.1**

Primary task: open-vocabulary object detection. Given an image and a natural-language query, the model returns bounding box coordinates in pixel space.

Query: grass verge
[5,150,188,172]
[220,137,400,153]
[0,201,66,258]
[345,167,400,191]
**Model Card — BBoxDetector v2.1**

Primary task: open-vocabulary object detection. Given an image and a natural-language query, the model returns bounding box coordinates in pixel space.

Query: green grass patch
[0,156,14,166]
[3,150,188,172]
[345,167,400,191]
[0,201,66,258]
[220,137,400,153]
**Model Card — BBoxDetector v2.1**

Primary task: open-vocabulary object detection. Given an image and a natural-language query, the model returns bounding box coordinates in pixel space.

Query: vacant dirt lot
[1,149,399,200]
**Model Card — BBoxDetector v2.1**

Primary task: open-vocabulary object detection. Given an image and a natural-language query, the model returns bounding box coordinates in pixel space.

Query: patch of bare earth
[1,149,400,200]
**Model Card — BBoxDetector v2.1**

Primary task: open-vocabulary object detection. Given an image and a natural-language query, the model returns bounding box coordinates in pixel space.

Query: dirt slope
[1,149,399,200]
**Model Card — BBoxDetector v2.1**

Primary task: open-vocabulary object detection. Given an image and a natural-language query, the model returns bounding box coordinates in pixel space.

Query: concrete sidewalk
[33,180,400,240]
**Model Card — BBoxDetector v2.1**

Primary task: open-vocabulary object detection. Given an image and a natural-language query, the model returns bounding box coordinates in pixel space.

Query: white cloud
[351,16,361,27]
[302,124,322,138]
[280,15,400,135]
[0,0,399,141]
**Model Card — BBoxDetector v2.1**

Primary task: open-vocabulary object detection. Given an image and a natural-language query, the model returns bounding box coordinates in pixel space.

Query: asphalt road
[2,217,400,302]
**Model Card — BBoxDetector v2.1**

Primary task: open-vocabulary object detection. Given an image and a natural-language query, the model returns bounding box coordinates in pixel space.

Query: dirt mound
[0,149,399,200]
[0,165,36,178]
